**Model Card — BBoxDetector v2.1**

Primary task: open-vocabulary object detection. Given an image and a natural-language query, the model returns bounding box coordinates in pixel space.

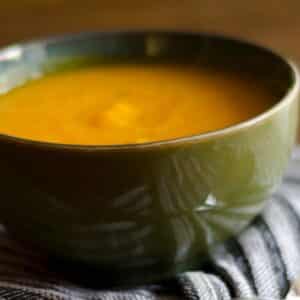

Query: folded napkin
[1,148,300,300]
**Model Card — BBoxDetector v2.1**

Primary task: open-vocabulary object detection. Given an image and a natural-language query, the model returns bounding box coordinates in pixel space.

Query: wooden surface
[1,0,300,61]
[1,0,300,142]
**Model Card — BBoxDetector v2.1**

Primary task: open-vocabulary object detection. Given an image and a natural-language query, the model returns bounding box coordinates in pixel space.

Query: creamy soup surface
[0,64,274,145]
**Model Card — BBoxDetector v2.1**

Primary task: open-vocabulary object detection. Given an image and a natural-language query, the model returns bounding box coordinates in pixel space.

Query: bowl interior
[0,31,295,98]
[0,31,296,149]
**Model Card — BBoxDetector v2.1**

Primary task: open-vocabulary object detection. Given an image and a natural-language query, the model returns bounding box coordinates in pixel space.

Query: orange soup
[0,64,274,145]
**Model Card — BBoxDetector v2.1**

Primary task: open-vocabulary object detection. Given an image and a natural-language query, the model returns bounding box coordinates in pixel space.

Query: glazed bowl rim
[0,30,299,151]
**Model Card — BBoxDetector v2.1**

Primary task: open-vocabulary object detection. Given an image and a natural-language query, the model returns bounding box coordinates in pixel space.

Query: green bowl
[0,31,298,286]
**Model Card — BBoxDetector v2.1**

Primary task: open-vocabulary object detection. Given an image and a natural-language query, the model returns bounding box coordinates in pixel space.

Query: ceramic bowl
[0,31,298,286]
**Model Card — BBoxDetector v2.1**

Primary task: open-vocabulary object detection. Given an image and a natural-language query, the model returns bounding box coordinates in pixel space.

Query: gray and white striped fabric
[1,149,300,300]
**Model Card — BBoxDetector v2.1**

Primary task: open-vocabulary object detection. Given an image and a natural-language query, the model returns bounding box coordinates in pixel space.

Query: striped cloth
[1,149,300,300]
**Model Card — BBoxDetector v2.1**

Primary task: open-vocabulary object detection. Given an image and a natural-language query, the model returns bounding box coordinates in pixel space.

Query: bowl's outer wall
[0,32,298,284]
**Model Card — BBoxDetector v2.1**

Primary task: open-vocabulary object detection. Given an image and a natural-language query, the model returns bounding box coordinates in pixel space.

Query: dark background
[1,1,300,140]
[1,1,299,61]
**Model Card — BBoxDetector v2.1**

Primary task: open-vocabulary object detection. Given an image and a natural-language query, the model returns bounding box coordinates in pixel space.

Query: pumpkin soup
[0,64,274,145]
